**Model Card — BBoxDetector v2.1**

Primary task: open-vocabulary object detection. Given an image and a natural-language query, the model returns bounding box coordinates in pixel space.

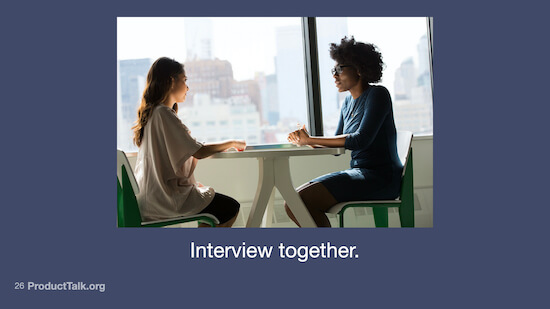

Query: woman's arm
[307,135,347,148]
[344,87,391,150]
[288,125,347,148]
[193,140,246,159]
[300,108,345,148]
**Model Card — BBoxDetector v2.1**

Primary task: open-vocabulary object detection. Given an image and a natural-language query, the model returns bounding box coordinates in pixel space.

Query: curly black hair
[329,36,384,86]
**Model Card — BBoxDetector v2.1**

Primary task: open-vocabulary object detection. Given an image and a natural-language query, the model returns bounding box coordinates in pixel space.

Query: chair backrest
[396,131,413,178]
[117,149,142,227]
[117,165,143,227]
[396,131,414,204]
[117,176,124,226]
[117,149,139,194]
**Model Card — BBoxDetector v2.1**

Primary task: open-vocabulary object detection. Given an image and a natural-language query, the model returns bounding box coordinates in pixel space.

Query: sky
[117,17,300,80]
[117,17,429,90]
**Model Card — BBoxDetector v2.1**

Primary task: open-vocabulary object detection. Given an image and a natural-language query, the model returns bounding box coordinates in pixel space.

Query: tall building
[232,79,263,120]
[394,57,416,100]
[275,25,307,125]
[416,34,431,88]
[184,59,263,121]
[255,72,279,126]
[417,34,429,77]
[185,18,213,61]
[393,35,433,134]
[119,58,151,120]
[179,57,264,144]
[118,58,151,152]
[117,61,124,150]
[184,59,234,104]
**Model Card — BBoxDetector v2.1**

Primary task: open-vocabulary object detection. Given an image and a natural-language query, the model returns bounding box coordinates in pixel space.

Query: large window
[316,17,433,136]
[117,17,308,152]
[117,17,433,153]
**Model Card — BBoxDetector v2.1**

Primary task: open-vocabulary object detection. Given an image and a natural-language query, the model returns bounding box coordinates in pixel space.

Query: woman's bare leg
[284,183,312,226]
[284,182,338,227]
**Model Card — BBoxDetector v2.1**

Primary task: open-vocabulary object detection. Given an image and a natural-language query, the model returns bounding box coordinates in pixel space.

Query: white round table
[211,144,345,227]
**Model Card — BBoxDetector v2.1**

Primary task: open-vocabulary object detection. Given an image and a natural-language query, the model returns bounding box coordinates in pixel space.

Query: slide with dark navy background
[1,0,548,308]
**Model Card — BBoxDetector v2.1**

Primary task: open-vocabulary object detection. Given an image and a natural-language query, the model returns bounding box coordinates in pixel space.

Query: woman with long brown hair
[132,57,245,227]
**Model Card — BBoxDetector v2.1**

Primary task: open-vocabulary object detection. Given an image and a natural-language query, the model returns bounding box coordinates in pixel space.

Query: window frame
[301,17,324,137]
[301,17,434,138]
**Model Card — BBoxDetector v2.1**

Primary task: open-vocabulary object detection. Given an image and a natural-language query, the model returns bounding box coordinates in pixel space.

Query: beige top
[134,105,215,221]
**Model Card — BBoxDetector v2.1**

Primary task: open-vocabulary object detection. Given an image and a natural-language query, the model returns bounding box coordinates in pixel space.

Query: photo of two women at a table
[129,36,403,228]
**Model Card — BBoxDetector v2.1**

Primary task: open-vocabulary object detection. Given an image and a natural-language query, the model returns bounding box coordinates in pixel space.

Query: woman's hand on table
[287,124,310,146]
[230,140,247,152]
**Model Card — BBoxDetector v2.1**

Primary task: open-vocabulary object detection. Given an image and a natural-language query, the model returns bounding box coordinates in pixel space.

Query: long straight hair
[132,57,184,147]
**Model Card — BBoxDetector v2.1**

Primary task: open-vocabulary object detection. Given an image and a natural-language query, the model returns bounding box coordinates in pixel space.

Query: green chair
[117,149,219,227]
[326,131,414,228]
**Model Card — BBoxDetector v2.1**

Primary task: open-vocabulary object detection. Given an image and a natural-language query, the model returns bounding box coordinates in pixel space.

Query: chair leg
[339,210,345,227]
[199,218,216,227]
[399,148,415,227]
[399,202,414,227]
[373,208,389,227]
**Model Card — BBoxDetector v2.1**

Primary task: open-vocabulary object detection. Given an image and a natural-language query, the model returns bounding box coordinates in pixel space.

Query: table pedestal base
[246,157,317,228]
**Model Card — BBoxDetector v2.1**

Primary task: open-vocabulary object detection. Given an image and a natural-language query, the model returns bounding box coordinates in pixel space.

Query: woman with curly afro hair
[286,36,403,227]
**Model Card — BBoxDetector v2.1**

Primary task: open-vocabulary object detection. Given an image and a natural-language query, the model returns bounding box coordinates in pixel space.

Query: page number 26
[15,282,25,290]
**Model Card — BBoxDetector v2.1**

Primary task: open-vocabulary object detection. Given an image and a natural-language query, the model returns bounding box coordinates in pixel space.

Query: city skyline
[117,17,433,152]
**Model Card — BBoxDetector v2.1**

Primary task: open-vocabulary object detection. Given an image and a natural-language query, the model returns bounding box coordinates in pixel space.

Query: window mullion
[427,17,434,105]
[301,17,323,137]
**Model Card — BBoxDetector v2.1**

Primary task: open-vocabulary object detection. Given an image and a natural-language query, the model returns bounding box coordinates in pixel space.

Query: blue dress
[311,85,403,202]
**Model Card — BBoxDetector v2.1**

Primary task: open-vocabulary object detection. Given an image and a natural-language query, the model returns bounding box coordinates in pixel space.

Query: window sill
[413,134,433,141]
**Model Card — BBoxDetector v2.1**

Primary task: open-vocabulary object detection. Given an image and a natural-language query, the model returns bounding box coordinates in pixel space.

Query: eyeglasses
[331,65,353,75]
